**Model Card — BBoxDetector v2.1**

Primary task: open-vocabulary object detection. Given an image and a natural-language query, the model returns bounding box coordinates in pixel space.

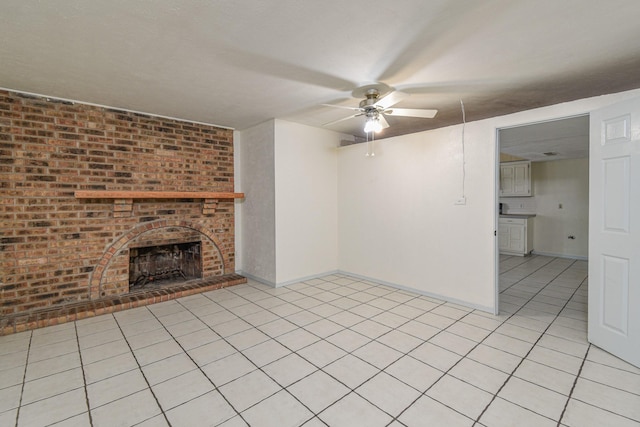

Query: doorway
[495,115,590,315]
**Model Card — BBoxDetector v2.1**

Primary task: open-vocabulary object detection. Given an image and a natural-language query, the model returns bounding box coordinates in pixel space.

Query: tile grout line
[557,339,591,427]
[11,329,96,421]
[176,292,317,426]
[74,321,95,427]
[472,260,586,426]
[9,282,451,427]
[298,293,432,413]
[499,254,549,278]
[148,300,248,424]
[558,341,640,425]
[389,309,494,426]
[230,276,425,362]
[35,267,572,425]
[311,292,452,421]
[216,277,445,422]
[161,265,559,424]
[12,331,32,427]
[390,258,580,425]
[499,256,560,295]
[216,272,559,424]
[111,309,173,427]
[9,262,631,426]
[138,267,572,427]
[394,260,573,424]
[499,254,555,282]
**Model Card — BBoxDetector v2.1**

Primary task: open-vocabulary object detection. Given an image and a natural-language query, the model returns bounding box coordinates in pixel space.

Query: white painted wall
[274,120,340,285]
[531,159,589,258]
[498,196,537,215]
[235,121,276,284]
[234,88,640,312]
[338,125,497,311]
[236,119,341,286]
[337,88,640,313]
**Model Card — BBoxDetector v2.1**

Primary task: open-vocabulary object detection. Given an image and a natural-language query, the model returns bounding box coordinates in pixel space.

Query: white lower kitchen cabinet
[499,217,533,256]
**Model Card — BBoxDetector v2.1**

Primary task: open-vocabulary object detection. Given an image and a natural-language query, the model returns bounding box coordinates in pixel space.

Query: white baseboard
[337,270,494,314]
[237,269,494,314]
[274,270,341,288]
[236,270,340,288]
[235,271,276,287]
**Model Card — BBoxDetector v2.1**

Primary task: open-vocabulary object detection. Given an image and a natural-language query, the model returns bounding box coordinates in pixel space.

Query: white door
[498,224,509,251]
[589,97,640,368]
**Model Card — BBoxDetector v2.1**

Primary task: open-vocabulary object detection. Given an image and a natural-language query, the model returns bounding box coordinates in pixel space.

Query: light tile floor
[1,255,639,426]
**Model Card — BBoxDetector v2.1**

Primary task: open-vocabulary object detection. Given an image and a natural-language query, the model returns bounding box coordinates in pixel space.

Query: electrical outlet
[455,197,466,205]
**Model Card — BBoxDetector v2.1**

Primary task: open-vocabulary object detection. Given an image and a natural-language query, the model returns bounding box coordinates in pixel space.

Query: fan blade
[378,114,390,129]
[323,113,362,126]
[374,90,409,109]
[321,103,360,111]
[385,108,438,119]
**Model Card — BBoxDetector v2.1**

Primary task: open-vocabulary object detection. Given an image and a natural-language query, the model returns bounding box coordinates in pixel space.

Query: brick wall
[0,90,237,315]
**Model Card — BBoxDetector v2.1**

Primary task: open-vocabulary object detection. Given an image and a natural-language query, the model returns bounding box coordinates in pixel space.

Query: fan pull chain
[365,131,375,157]
[460,99,466,199]
[370,131,375,156]
[365,132,370,157]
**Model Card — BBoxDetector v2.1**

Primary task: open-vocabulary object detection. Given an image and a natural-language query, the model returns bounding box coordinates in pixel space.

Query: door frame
[494,114,590,315]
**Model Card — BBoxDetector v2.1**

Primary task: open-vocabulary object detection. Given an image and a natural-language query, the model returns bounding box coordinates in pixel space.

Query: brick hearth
[0,274,246,335]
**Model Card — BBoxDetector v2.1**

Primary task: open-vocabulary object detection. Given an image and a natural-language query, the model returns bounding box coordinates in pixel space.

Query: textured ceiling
[1,0,640,139]
[499,115,589,162]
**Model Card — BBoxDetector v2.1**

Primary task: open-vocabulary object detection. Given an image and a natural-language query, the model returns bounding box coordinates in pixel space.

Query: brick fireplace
[129,240,202,290]
[0,90,246,334]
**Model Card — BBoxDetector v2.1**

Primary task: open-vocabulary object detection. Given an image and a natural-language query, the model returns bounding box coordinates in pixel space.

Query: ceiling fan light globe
[364,118,383,133]
[364,119,375,133]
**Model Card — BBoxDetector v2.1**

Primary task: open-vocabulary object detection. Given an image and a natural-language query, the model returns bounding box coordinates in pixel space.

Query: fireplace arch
[88,219,226,298]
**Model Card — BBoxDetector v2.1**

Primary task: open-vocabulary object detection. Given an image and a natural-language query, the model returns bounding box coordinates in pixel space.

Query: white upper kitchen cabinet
[500,161,531,197]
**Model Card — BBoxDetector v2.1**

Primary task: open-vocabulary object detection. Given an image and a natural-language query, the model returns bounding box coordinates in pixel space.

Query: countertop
[499,213,537,219]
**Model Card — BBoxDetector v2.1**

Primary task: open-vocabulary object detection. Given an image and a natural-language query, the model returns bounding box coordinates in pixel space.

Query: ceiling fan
[323,83,438,133]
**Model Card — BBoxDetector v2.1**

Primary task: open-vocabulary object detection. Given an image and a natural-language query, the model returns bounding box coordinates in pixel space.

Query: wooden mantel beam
[74,191,244,199]
[75,191,244,217]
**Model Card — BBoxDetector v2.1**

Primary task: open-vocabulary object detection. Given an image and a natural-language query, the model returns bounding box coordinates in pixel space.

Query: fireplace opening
[129,241,202,291]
